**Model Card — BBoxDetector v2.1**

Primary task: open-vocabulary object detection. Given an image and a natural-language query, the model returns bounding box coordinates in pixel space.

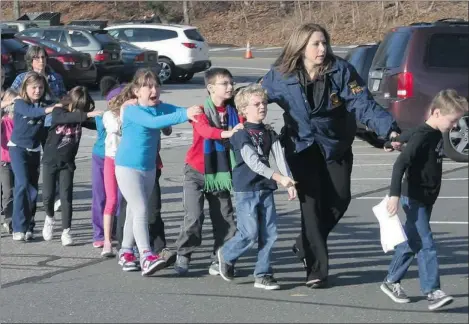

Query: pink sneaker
[93,241,104,248]
[141,253,166,276]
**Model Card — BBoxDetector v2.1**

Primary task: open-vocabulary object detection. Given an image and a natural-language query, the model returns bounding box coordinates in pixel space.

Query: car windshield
[119,41,142,51]
[38,39,77,54]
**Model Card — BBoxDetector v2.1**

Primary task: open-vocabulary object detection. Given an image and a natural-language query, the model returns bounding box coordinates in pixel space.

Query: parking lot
[0,54,467,323]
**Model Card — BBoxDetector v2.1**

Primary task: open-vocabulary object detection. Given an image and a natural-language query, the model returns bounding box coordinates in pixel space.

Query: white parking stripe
[430,221,468,225]
[351,178,468,181]
[356,196,468,199]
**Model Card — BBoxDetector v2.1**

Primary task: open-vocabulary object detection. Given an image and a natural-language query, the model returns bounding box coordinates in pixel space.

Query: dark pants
[1,162,14,226]
[117,168,166,253]
[9,146,40,233]
[386,196,440,295]
[175,164,236,259]
[288,143,353,281]
[91,154,106,241]
[42,162,74,230]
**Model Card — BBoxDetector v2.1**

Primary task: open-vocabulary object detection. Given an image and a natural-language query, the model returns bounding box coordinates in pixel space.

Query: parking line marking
[351,178,468,181]
[354,163,464,166]
[356,196,468,199]
[430,221,468,224]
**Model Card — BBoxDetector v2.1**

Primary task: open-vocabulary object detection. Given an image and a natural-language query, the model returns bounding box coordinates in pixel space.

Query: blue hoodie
[10,99,50,149]
[115,103,188,171]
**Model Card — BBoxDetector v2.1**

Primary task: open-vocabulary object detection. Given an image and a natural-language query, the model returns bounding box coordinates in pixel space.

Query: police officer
[261,23,400,288]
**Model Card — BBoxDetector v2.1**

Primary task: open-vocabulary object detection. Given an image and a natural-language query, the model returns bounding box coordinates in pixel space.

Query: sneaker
[118,252,140,272]
[217,249,234,282]
[209,261,220,276]
[380,281,411,303]
[254,275,281,290]
[101,242,115,258]
[54,199,61,212]
[12,232,25,241]
[61,228,74,246]
[141,253,166,276]
[427,290,453,311]
[24,231,34,241]
[160,248,176,268]
[93,241,104,248]
[174,255,190,275]
[42,216,55,241]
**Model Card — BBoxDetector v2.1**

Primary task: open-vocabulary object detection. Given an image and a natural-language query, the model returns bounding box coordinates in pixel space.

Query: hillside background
[2,1,468,46]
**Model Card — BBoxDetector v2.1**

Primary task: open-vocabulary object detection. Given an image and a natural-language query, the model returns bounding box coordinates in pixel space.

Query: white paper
[372,195,408,253]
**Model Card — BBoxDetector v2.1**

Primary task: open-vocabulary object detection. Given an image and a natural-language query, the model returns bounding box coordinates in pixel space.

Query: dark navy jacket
[10,99,51,150]
[262,56,399,161]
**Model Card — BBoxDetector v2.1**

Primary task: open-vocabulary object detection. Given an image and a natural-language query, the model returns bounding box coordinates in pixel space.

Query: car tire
[442,115,468,163]
[158,58,174,84]
[176,72,194,82]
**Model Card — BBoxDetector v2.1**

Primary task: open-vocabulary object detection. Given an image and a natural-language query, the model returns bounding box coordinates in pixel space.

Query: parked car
[105,23,211,83]
[18,36,97,89]
[1,31,27,87]
[1,21,39,33]
[345,43,383,147]
[367,18,469,162]
[118,40,160,82]
[17,26,125,83]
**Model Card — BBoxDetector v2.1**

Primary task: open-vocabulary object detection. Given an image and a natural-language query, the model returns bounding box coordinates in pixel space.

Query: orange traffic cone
[244,41,253,59]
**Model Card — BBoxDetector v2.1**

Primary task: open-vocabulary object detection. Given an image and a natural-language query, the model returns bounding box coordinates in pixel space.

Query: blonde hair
[19,71,51,104]
[430,89,468,115]
[274,23,334,76]
[108,68,161,116]
[234,84,268,117]
[2,88,18,118]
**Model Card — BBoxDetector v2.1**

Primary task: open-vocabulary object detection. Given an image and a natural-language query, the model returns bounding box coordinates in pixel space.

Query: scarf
[203,97,239,192]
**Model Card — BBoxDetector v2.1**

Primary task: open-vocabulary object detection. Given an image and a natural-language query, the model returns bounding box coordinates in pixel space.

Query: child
[1,89,18,233]
[114,68,201,276]
[173,68,243,276]
[217,84,297,290]
[382,89,468,311]
[91,77,124,248]
[8,71,59,241]
[41,86,101,246]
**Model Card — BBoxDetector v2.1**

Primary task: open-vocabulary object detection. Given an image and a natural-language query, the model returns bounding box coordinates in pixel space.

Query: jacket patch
[330,92,342,108]
[348,80,363,95]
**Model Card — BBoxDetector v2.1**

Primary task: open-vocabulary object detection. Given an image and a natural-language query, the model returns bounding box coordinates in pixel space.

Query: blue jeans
[9,146,40,233]
[386,196,440,295]
[222,190,278,278]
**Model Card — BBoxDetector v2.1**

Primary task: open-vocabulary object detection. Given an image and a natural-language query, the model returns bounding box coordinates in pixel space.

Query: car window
[371,31,410,69]
[39,39,76,54]
[1,38,28,53]
[426,33,469,68]
[119,41,142,51]
[43,30,65,43]
[147,29,178,41]
[69,31,90,47]
[5,24,19,32]
[93,32,118,44]
[20,29,42,38]
[184,29,204,42]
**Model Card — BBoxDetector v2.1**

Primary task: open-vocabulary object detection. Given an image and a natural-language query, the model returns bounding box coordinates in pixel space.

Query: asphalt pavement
[0,51,467,323]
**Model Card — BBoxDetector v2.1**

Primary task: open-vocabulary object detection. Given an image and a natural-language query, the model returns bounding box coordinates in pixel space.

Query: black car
[118,40,160,82]
[1,31,27,87]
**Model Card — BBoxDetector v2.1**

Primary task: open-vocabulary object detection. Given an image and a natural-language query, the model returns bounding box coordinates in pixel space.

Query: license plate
[82,60,89,68]
[111,53,118,60]
[372,79,380,92]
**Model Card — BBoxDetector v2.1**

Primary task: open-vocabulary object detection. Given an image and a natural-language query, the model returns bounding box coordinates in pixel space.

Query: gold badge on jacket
[330,92,342,108]
[348,80,364,95]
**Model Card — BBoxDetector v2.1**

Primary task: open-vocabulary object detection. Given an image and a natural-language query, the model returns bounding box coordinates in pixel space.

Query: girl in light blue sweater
[113,68,201,276]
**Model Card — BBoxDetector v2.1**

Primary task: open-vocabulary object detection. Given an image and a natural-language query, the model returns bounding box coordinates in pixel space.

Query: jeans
[386,196,440,295]
[222,190,278,278]
[1,162,14,224]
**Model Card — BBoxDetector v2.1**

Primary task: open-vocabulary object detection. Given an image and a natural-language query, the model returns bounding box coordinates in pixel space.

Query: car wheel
[443,115,468,162]
[176,72,194,82]
[158,58,173,83]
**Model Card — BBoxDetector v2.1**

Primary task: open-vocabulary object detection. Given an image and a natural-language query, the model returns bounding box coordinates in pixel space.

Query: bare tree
[183,1,190,24]
[421,1,435,14]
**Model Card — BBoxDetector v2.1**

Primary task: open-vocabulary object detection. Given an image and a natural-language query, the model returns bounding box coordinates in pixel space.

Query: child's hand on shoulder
[287,186,297,201]
[122,98,137,109]
[187,105,203,123]
[387,196,399,216]
[87,110,103,118]
[279,175,297,189]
